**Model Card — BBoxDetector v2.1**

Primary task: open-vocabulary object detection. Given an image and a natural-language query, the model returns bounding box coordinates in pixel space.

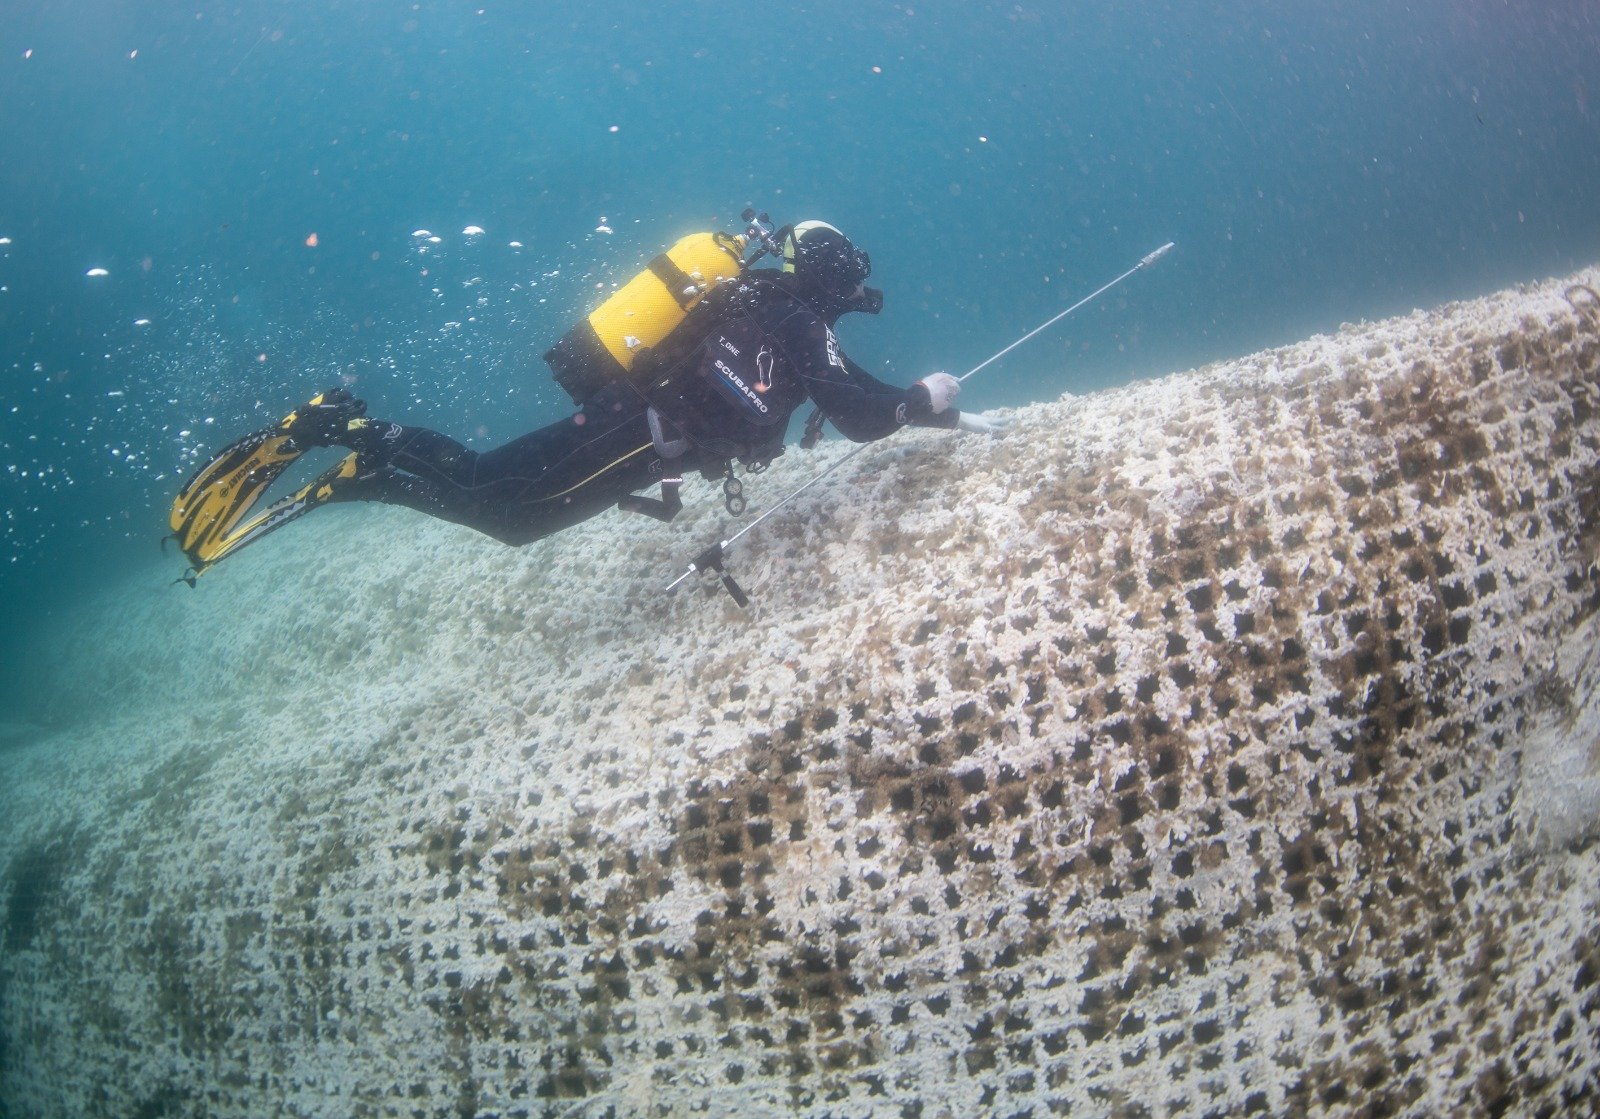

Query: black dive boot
[279,388,369,451]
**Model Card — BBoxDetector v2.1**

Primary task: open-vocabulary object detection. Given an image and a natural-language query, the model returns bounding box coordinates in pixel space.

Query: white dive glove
[917,372,961,414]
[955,410,1015,436]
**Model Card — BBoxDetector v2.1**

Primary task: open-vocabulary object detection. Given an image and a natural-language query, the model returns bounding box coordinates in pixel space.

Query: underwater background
[1,0,1599,714]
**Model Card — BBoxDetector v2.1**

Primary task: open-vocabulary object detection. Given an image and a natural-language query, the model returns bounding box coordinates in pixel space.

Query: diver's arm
[799,346,961,441]
[752,280,959,440]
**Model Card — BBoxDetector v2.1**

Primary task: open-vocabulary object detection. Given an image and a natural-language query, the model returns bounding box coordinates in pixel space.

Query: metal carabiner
[755,346,775,392]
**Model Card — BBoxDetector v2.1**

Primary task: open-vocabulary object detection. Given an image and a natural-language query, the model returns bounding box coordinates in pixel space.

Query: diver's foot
[305,447,394,506]
[279,388,368,450]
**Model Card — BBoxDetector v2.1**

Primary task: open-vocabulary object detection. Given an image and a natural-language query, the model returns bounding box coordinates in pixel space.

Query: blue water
[2,1,1598,710]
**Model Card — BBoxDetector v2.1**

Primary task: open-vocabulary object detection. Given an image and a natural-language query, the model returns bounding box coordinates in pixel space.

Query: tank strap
[648,254,699,309]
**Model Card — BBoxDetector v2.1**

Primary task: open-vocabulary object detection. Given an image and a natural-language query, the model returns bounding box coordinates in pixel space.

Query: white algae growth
[3,270,1600,1117]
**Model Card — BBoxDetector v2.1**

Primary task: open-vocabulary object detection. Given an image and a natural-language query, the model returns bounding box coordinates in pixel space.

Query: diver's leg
[328,402,666,547]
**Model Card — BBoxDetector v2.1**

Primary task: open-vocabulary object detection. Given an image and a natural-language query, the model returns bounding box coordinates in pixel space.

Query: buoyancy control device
[543,209,787,405]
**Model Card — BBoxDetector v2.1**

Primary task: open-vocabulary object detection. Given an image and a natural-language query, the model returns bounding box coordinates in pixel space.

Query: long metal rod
[959,241,1173,382]
[665,241,1176,594]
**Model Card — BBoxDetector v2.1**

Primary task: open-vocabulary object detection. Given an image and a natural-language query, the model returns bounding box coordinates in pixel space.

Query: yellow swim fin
[171,451,365,585]
[168,427,304,576]
[167,390,364,584]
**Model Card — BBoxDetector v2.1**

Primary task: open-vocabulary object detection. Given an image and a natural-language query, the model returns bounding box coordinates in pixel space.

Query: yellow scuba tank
[544,230,750,404]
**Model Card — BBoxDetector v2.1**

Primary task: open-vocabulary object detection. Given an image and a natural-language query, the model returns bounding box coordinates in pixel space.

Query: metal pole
[958,242,1173,383]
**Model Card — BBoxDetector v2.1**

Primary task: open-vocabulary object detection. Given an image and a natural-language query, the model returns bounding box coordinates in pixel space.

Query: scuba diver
[168,214,1012,584]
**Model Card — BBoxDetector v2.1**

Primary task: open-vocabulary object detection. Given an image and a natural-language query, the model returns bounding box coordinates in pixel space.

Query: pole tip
[1140,242,1176,268]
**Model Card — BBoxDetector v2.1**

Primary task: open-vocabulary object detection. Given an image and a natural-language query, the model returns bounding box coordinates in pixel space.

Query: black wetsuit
[332,271,958,546]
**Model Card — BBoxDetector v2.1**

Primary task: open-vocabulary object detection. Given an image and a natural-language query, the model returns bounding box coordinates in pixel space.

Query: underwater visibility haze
[3,4,1600,1116]
[2,1,1598,699]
